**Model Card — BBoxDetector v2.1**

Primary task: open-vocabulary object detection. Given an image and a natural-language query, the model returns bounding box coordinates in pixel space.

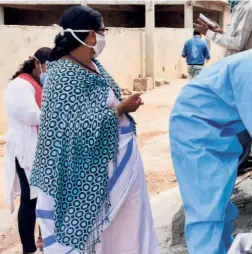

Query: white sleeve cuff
[206,29,216,40]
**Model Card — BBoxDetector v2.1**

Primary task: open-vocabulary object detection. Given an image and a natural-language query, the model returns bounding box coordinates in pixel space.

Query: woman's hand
[211,22,224,34]
[194,19,223,35]
[194,19,209,35]
[116,93,143,116]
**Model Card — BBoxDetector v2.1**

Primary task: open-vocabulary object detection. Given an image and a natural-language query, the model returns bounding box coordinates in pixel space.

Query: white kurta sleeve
[206,8,252,51]
[5,78,41,126]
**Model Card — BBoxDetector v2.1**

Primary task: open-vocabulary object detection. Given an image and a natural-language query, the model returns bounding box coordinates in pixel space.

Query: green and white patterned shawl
[30,59,129,252]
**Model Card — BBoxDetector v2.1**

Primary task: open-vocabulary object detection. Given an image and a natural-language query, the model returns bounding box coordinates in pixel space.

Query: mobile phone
[199,13,217,28]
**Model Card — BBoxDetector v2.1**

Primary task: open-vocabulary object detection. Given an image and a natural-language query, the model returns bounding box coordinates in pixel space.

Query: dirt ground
[0,80,186,253]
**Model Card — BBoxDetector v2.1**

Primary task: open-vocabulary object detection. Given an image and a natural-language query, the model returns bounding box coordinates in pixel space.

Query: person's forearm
[115,104,124,116]
[206,29,249,51]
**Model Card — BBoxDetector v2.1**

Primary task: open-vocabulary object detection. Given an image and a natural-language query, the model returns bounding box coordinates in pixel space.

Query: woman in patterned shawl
[30,5,160,254]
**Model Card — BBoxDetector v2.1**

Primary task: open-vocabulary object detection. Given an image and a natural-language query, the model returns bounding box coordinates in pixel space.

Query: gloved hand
[228,233,252,254]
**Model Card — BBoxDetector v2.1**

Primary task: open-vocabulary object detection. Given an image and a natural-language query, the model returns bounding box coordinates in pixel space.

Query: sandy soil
[0,80,186,253]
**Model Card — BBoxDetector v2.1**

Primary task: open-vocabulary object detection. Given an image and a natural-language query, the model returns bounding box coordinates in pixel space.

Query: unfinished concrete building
[0,0,229,77]
[0,1,228,27]
[0,0,230,131]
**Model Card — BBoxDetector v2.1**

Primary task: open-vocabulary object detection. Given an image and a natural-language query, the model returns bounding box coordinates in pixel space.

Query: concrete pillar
[218,11,224,29]
[223,5,231,28]
[145,0,155,79]
[184,2,193,28]
[0,7,4,25]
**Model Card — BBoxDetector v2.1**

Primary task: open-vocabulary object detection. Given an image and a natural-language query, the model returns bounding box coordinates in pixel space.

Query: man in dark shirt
[182,29,211,79]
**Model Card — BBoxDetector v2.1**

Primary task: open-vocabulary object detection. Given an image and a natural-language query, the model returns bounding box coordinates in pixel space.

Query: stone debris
[155,79,170,87]
[133,77,154,91]
[170,176,252,253]
[181,74,188,79]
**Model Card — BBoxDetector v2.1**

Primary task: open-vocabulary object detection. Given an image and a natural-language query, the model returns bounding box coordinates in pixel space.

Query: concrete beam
[145,0,155,79]
[156,5,184,12]
[184,2,193,28]
[1,4,72,11]
[193,1,224,12]
[3,3,143,12]
[0,0,184,5]
[88,4,143,12]
[0,0,147,5]
[0,0,229,7]
[155,0,184,4]
[0,7,4,25]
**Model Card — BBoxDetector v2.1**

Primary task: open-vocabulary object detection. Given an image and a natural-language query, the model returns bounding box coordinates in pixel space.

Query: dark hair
[12,47,52,80]
[49,6,103,61]
[193,29,201,36]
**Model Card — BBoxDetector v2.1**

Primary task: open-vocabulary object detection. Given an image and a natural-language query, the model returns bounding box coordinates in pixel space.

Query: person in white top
[194,1,252,57]
[4,47,51,254]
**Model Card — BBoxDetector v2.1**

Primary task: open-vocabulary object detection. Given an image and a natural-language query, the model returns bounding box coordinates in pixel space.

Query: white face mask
[91,33,106,58]
[53,25,106,58]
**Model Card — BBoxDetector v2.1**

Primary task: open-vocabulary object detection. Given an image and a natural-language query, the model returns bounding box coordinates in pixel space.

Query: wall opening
[155,5,184,28]
[3,4,145,28]
[3,5,74,26]
[155,4,224,29]
[86,4,145,28]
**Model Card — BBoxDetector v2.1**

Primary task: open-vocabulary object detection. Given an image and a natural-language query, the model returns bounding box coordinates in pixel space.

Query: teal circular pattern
[30,59,126,252]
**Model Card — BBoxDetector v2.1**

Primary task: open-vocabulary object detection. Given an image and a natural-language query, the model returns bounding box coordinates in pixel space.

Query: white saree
[36,89,160,254]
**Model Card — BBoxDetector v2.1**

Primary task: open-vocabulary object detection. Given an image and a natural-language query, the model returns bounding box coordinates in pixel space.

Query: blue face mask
[38,63,47,87]
[40,72,47,87]
[33,56,47,87]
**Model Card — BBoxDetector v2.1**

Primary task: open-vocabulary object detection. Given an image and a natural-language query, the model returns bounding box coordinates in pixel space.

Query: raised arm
[206,8,252,51]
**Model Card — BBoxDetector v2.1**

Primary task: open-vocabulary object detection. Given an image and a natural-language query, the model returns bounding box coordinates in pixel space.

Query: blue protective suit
[169,50,252,254]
